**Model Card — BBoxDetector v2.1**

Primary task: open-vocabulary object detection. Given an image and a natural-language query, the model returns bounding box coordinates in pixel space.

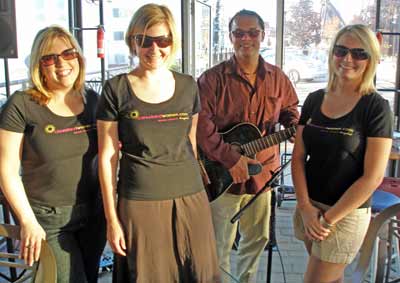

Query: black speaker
[0,0,17,58]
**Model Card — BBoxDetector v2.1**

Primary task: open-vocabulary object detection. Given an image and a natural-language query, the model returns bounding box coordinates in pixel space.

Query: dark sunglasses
[231,29,262,39]
[40,48,79,67]
[133,34,173,48]
[333,45,370,61]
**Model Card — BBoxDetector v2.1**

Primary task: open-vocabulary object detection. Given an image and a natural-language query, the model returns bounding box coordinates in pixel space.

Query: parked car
[260,49,328,84]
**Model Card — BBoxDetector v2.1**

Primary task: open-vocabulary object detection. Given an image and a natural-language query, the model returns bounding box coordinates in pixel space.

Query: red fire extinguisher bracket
[97,25,105,58]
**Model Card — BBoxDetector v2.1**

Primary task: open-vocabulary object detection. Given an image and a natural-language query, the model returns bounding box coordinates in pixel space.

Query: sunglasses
[231,29,262,39]
[40,48,79,67]
[133,34,173,48]
[333,45,370,61]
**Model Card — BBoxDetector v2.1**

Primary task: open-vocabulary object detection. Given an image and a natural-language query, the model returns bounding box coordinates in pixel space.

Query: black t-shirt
[96,72,204,200]
[299,89,393,207]
[0,89,100,206]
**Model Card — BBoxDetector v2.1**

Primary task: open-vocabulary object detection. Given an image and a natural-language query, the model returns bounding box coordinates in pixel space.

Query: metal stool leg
[1,201,17,281]
[369,217,400,282]
[384,218,400,282]
[392,228,400,276]
[369,238,379,281]
[266,190,277,283]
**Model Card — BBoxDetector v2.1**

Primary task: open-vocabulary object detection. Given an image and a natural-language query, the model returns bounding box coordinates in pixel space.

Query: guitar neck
[241,126,296,156]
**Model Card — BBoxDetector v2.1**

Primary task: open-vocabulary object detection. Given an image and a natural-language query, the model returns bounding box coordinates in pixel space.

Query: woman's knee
[304,256,346,283]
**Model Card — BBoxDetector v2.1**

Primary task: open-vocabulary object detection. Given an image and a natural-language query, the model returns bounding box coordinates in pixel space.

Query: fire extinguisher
[376,31,383,46]
[97,25,105,58]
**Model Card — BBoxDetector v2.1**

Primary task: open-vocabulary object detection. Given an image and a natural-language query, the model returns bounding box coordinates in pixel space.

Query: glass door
[194,0,212,78]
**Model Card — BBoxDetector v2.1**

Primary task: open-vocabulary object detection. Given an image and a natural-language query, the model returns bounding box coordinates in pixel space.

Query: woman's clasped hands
[299,204,333,242]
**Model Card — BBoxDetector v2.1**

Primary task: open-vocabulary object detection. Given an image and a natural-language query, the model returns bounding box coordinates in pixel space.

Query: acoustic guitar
[199,122,296,202]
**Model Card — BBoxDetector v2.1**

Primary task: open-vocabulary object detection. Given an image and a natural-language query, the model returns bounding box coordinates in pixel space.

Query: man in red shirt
[197,9,299,282]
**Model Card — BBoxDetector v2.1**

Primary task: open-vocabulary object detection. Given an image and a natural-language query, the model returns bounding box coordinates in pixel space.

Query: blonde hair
[27,25,86,105]
[327,24,381,95]
[125,4,179,66]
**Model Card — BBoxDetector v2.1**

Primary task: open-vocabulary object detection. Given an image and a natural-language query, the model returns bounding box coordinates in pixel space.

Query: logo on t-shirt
[44,124,96,135]
[130,110,140,119]
[44,124,56,134]
[306,118,354,136]
[127,110,190,122]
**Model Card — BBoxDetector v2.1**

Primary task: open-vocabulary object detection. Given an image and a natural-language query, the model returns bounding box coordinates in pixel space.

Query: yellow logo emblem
[44,124,56,134]
[130,110,139,119]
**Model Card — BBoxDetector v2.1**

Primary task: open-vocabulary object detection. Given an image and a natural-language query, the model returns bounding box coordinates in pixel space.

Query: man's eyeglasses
[230,29,262,39]
[40,48,79,67]
[133,34,173,48]
[333,45,370,61]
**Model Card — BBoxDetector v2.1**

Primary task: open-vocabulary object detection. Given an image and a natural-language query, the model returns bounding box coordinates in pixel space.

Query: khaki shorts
[293,200,371,264]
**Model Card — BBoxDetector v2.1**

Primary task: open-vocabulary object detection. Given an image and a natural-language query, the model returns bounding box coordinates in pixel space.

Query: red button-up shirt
[197,55,299,194]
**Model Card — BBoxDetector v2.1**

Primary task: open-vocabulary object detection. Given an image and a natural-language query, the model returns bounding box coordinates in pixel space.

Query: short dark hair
[228,9,265,32]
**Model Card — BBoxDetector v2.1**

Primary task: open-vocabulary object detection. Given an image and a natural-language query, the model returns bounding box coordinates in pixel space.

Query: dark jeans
[31,200,106,283]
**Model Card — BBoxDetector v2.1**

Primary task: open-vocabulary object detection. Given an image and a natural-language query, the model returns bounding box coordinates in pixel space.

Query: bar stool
[353,203,400,283]
[372,190,400,214]
[370,190,400,280]
[0,192,18,281]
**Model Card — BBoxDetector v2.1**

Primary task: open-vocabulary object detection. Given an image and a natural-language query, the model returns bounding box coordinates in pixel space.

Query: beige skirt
[113,190,221,283]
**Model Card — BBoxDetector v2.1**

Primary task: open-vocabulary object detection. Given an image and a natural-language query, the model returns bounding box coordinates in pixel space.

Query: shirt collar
[224,54,273,78]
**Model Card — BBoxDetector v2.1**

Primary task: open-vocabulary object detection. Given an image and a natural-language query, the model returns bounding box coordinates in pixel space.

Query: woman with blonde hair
[96,4,220,282]
[292,24,393,283]
[0,25,106,283]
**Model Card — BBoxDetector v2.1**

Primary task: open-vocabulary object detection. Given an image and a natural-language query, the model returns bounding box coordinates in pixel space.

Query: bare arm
[324,137,392,224]
[291,126,311,209]
[189,114,198,159]
[291,126,330,241]
[0,129,45,265]
[97,120,126,256]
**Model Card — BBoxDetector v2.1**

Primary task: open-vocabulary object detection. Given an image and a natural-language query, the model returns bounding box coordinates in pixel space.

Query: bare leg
[304,255,346,283]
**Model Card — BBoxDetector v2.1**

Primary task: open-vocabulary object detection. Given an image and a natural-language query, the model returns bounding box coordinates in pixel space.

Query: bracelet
[319,214,334,229]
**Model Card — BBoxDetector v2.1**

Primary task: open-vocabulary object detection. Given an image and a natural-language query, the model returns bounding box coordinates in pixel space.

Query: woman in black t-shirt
[0,26,106,283]
[96,4,220,282]
[292,24,393,282]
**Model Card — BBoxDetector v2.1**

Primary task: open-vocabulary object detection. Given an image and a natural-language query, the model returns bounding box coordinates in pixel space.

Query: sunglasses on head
[333,45,370,61]
[231,29,262,39]
[40,48,79,67]
[133,34,173,48]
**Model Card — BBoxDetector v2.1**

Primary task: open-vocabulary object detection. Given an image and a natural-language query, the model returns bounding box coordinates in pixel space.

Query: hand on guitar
[228,155,260,184]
